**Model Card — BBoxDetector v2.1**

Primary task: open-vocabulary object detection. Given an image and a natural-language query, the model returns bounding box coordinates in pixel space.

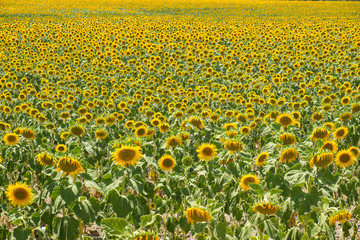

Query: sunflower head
[166,136,182,148]
[255,152,269,166]
[240,126,251,136]
[20,128,36,140]
[55,144,67,152]
[135,126,147,138]
[6,182,34,207]
[159,123,171,133]
[329,210,351,226]
[112,145,142,167]
[348,146,360,158]
[224,139,242,153]
[310,152,334,169]
[95,129,108,140]
[158,154,176,171]
[133,232,159,240]
[276,113,294,128]
[279,133,296,145]
[253,203,278,215]
[57,157,84,177]
[197,143,218,161]
[188,116,205,129]
[185,207,211,224]
[149,202,156,210]
[333,126,348,141]
[239,174,260,191]
[310,128,329,141]
[70,125,85,136]
[182,156,193,166]
[280,148,298,164]
[3,133,19,146]
[36,151,56,166]
[335,150,356,168]
[321,140,338,153]
[178,132,190,142]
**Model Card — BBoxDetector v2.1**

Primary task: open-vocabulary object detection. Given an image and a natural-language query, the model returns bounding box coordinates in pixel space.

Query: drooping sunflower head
[321,140,338,153]
[178,132,190,142]
[70,125,85,136]
[36,151,56,166]
[223,123,237,131]
[105,116,117,126]
[224,139,242,153]
[255,152,269,166]
[185,207,211,224]
[188,116,205,129]
[276,113,294,128]
[311,112,324,122]
[340,112,352,122]
[112,145,142,167]
[6,182,34,207]
[253,203,278,215]
[310,152,334,169]
[310,128,329,141]
[20,128,36,140]
[323,122,336,131]
[95,129,107,140]
[333,126,348,141]
[159,123,171,133]
[197,143,218,161]
[280,148,298,164]
[239,174,260,191]
[158,154,176,171]
[135,126,147,138]
[348,146,360,158]
[57,157,84,177]
[335,150,356,168]
[166,136,182,148]
[329,210,351,226]
[146,128,155,137]
[279,133,296,145]
[3,133,19,146]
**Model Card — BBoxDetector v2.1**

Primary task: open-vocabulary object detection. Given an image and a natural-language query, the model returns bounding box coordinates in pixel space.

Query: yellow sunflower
[36,151,56,166]
[348,147,360,158]
[112,145,142,167]
[166,136,182,148]
[224,139,242,153]
[333,126,348,141]
[95,129,107,140]
[3,133,19,146]
[310,128,329,141]
[70,125,85,136]
[135,126,147,138]
[188,116,205,129]
[55,144,67,152]
[329,210,351,226]
[239,174,260,191]
[57,157,84,177]
[6,182,34,207]
[276,113,294,128]
[197,143,217,161]
[280,148,298,164]
[310,152,334,169]
[335,150,356,168]
[279,133,296,145]
[321,140,338,153]
[253,203,278,215]
[133,233,159,240]
[255,152,269,166]
[20,129,35,140]
[240,126,251,136]
[185,207,211,224]
[158,154,176,171]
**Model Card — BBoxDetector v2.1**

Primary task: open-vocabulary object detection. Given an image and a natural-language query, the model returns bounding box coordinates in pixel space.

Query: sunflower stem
[163,215,167,239]
[79,220,83,240]
[121,171,127,195]
[207,225,213,239]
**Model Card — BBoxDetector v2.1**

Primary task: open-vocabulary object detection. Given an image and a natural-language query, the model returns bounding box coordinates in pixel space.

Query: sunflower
[239,174,260,191]
[340,96,350,105]
[36,151,56,166]
[146,129,155,137]
[224,139,242,153]
[158,154,176,171]
[280,148,298,164]
[312,112,324,122]
[166,136,182,148]
[105,116,117,126]
[95,129,107,140]
[340,112,352,122]
[333,126,348,141]
[135,126,147,138]
[321,140,338,153]
[329,210,351,226]
[223,123,237,131]
[70,125,85,136]
[185,207,211,224]
[310,152,334,169]
[182,156,193,166]
[159,123,170,133]
[112,145,142,167]
[149,202,156,210]
[96,117,105,125]
[253,203,278,215]
[188,116,205,129]
[60,132,70,140]
[348,147,360,158]
[57,157,84,177]
[310,128,329,141]
[178,132,190,142]
[197,143,217,161]
[55,144,67,152]
[255,152,269,166]
[335,150,356,168]
[6,182,34,207]
[240,126,251,136]
[276,113,294,128]
[3,133,19,146]
[279,133,296,145]
[133,232,159,240]
[20,129,35,140]
[150,118,161,127]
[226,131,238,138]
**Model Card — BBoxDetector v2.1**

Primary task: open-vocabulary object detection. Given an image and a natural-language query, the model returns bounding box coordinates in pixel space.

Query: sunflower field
[1,0,360,239]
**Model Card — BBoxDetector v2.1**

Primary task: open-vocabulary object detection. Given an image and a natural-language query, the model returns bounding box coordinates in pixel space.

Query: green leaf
[215,221,227,240]
[13,227,31,240]
[73,199,97,224]
[106,189,131,218]
[285,170,310,185]
[101,218,128,236]
[53,216,80,240]
[249,183,264,195]
[166,217,177,234]
[179,216,191,234]
[342,221,351,238]
[264,219,280,240]
[61,184,80,205]
[284,228,303,240]
[140,215,153,227]
[240,222,253,239]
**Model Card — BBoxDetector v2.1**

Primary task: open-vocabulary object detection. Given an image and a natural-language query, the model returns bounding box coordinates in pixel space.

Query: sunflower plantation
[1,0,360,239]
